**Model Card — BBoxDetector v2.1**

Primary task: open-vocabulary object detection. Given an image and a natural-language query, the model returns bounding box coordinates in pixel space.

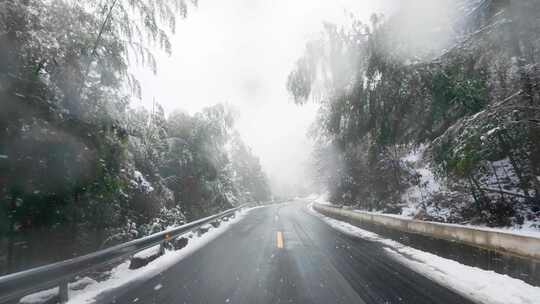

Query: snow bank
[309,203,540,304]
[386,248,540,304]
[19,288,59,304]
[132,245,161,260]
[20,207,256,304]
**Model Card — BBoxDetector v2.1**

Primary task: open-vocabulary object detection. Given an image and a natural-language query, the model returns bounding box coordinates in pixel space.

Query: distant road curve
[98,201,474,304]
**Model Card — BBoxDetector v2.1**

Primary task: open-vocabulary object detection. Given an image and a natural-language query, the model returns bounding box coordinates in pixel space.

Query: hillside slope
[288,0,540,230]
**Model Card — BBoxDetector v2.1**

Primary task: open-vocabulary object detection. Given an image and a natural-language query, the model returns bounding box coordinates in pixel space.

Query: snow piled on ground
[399,146,540,237]
[132,170,154,193]
[132,244,161,259]
[308,203,540,304]
[385,248,540,304]
[305,192,332,205]
[400,144,442,217]
[20,207,257,304]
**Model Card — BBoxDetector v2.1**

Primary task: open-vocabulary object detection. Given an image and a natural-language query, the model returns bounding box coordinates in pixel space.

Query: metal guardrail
[0,204,247,303]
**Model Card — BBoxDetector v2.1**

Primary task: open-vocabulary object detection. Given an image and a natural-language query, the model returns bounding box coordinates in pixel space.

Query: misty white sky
[132,0,394,194]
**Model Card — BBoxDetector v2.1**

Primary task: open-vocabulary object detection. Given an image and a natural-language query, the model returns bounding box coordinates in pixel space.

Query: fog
[384,0,472,62]
[130,0,471,197]
[129,0,395,197]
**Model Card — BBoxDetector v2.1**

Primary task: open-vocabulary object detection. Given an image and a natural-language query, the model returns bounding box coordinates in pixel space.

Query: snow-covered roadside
[311,189,540,238]
[400,144,442,217]
[20,207,258,304]
[400,146,540,237]
[308,203,540,304]
[305,192,333,206]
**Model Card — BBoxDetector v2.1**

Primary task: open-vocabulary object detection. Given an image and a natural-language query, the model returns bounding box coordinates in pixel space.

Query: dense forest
[0,0,269,272]
[288,0,540,228]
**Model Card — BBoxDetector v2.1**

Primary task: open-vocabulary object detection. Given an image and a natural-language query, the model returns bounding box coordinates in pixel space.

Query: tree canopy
[288,0,540,226]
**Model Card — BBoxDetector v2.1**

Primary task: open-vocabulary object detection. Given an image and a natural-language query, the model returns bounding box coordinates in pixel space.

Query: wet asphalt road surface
[102,201,474,304]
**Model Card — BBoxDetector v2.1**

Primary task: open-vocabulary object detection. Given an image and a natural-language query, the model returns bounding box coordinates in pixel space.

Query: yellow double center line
[276,231,284,249]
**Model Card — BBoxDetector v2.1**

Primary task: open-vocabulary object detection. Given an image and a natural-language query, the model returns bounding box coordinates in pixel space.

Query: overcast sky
[132,0,394,194]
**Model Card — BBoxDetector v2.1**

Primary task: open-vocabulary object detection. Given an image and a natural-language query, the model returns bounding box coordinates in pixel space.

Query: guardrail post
[159,241,166,255]
[59,280,68,303]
